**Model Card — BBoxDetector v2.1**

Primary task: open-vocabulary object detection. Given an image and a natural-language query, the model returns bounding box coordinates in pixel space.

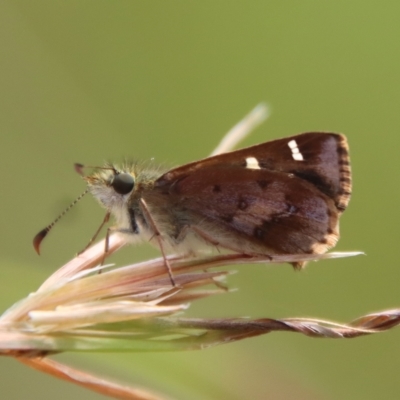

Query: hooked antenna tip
[33,228,50,255]
[74,163,85,176]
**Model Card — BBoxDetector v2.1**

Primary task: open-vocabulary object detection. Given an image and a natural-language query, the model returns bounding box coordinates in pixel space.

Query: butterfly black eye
[111,173,134,195]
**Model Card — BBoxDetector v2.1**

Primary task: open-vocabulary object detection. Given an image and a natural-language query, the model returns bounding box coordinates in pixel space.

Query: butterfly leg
[139,198,176,286]
[175,225,221,249]
[78,211,111,256]
[174,225,231,291]
[176,224,274,265]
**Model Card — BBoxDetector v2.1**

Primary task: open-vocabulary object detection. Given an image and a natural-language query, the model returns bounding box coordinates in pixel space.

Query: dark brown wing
[153,132,351,256]
[157,132,351,213]
[156,166,340,255]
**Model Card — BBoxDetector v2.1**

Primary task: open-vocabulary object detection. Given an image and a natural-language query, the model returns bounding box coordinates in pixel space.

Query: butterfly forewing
[157,132,351,213]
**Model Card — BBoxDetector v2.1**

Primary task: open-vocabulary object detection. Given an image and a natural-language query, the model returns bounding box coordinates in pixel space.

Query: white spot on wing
[293,153,303,161]
[245,157,261,170]
[288,139,304,161]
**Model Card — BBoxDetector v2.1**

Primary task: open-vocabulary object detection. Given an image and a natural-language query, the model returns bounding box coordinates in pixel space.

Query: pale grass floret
[0,233,362,399]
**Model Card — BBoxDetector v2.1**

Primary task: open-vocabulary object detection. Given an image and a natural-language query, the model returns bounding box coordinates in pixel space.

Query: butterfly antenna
[74,162,117,175]
[33,189,89,254]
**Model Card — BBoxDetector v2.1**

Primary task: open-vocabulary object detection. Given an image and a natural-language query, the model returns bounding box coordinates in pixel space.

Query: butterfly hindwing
[158,166,339,256]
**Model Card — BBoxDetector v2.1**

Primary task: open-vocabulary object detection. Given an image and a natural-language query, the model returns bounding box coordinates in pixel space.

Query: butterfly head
[84,163,136,211]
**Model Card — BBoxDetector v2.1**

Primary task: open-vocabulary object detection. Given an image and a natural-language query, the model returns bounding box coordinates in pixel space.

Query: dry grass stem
[210,103,270,156]
[18,356,167,400]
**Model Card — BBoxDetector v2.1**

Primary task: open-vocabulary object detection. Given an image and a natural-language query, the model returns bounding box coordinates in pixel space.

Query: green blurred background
[1,1,399,399]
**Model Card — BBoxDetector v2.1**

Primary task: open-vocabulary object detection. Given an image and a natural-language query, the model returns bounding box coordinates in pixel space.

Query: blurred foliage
[1,1,400,399]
